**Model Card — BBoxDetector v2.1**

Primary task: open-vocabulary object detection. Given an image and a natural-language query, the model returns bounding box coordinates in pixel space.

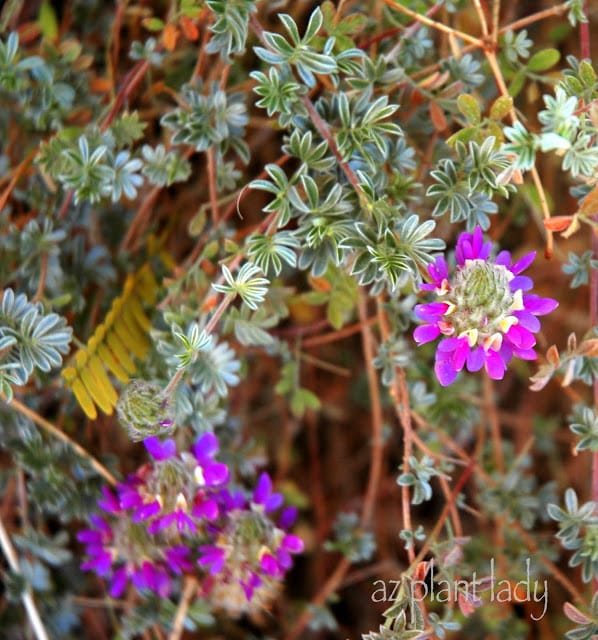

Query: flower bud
[116,379,175,441]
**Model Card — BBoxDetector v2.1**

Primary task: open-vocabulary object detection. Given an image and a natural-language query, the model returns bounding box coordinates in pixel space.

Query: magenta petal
[466,346,485,372]
[427,256,449,284]
[89,514,111,533]
[452,341,469,370]
[513,310,540,332]
[144,437,176,461]
[495,250,511,266]
[434,358,458,386]
[513,347,537,360]
[279,506,298,529]
[499,342,513,364]
[194,432,218,459]
[414,324,440,344]
[471,227,483,255]
[276,548,292,569]
[193,498,219,521]
[506,325,536,349]
[523,295,558,315]
[509,275,533,291]
[437,337,463,352]
[203,461,229,486]
[414,302,449,321]
[511,251,536,274]
[109,567,128,597]
[484,350,506,380]
[282,534,304,553]
[260,553,279,576]
[132,500,161,522]
[253,472,272,504]
[77,530,103,544]
[265,493,284,512]
[98,487,120,513]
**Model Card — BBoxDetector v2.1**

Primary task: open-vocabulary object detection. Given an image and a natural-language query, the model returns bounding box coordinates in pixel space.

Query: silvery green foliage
[205,0,257,61]
[373,336,411,386]
[503,68,598,177]
[0,289,72,401]
[212,263,270,310]
[161,81,249,162]
[0,32,78,131]
[248,8,444,291]
[37,125,190,206]
[428,137,513,227]
[397,455,445,505]
[173,323,211,369]
[549,490,598,583]
[141,144,192,187]
[255,8,341,88]
[324,512,376,563]
[569,405,598,452]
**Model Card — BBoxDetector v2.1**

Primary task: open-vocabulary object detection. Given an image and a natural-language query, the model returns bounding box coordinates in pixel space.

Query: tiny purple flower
[414,227,558,386]
[198,545,226,574]
[253,472,284,512]
[240,571,262,600]
[144,436,176,461]
[193,432,230,487]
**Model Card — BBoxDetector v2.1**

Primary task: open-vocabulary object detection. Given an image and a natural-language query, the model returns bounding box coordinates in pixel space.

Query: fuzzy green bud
[116,379,175,441]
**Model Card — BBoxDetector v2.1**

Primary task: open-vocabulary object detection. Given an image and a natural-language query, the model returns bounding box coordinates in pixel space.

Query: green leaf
[38,0,59,41]
[446,127,478,146]
[143,17,165,32]
[579,60,597,86]
[457,94,481,125]
[291,388,321,417]
[508,68,527,97]
[489,95,513,120]
[527,48,560,72]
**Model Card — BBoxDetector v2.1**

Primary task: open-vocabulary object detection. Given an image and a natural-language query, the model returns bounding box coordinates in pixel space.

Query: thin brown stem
[497,4,567,35]
[33,254,48,303]
[168,577,197,640]
[382,0,484,47]
[302,317,377,347]
[491,0,500,43]
[472,0,489,37]
[0,514,50,640]
[358,291,384,526]
[206,146,219,225]
[484,376,504,473]
[0,148,37,212]
[409,462,476,570]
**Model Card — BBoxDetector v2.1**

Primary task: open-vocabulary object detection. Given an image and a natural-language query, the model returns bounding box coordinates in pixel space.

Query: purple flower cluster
[78,433,303,611]
[198,472,303,607]
[414,227,558,386]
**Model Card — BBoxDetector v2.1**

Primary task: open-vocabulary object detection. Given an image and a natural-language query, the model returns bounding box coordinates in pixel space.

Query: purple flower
[197,545,226,574]
[240,572,262,600]
[78,512,178,599]
[252,472,284,512]
[193,433,230,487]
[165,546,193,574]
[414,227,558,386]
[144,436,176,461]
